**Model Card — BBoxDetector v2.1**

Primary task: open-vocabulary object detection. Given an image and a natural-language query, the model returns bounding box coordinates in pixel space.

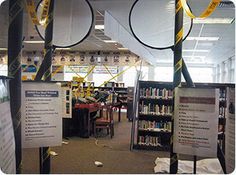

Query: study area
[0,0,235,174]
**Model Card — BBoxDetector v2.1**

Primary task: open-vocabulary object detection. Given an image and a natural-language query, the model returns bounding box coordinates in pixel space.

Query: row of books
[140,88,172,99]
[138,136,162,146]
[138,120,172,132]
[138,136,169,147]
[140,102,172,115]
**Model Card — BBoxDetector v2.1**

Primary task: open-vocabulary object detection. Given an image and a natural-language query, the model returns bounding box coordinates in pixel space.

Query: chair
[93,105,114,138]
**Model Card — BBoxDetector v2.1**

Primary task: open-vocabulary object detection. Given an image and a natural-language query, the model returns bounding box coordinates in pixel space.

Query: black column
[170,0,184,173]
[7,0,23,173]
[34,0,54,173]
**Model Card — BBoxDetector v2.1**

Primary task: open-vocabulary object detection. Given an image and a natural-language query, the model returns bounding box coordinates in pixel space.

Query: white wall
[214,56,235,83]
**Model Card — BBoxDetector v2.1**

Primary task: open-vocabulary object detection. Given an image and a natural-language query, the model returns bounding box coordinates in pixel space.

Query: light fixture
[118,48,129,50]
[55,48,71,50]
[186,37,219,41]
[0,48,7,51]
[183,49,209,53]
[193,18,234,24]
[95,25,104,30]
[184,55,206,59]
[24,40,44,44]
[0,0,6,5]
[103,40,117,43]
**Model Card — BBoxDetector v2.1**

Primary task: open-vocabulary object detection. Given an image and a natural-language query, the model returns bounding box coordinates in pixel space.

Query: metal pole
[34,0,54,173]
[193,156,197,174]
[8,0,23,173]
[182,59,194,87]
[170,0,184,173]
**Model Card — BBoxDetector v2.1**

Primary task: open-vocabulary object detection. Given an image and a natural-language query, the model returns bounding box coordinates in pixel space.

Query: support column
[170,0,184,173]
[34,0,54,173]
[7,0,23,173]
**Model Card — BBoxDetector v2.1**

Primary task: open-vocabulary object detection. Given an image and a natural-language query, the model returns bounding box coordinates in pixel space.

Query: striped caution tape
[25,0,51,26]
[103,64,115,79]
[174,58,183,73]
[9,0,24,26]
[14,107,21,132]
[8,53,21,77]
[98,60,141,87]
[180,0,221,19]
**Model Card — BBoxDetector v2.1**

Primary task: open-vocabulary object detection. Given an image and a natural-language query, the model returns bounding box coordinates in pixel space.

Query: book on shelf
[140,87,172,99]
[140,102,172,115]
[138,120,172,132]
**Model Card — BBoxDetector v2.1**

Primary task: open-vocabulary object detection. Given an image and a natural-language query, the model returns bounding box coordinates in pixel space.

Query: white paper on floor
[95,161,103,167]
[154,157,223,174]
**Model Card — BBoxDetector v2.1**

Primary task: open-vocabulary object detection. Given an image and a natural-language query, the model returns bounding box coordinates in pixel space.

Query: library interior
[0,0,235,174]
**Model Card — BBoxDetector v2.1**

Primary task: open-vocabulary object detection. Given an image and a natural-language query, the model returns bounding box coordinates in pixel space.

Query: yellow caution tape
[25,0,51,26]
[180,0,221,19]
[103,64,115,79]
[98,60,141,87]
[83,65,96,79]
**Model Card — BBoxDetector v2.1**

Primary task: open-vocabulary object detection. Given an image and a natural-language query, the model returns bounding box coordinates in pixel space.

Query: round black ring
[129,0,193,50]
[35,0,94,48]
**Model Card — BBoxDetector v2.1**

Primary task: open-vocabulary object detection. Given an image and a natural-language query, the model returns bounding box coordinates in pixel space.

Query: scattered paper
[49,151,58,156]
[62,141,69,145]
[94,161,103,167]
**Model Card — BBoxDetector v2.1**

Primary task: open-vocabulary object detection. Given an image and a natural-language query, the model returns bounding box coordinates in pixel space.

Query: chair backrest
[101,104,113,122]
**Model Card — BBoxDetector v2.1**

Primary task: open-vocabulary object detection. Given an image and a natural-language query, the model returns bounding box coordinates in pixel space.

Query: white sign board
[22,82,62,148]
[61,86,72,118]
[173,88,219,157]
[0,79,16,174]
[225,87,235,174]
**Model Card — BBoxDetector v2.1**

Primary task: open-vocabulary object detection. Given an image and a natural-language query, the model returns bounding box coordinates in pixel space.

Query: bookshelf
[133,81,172,151]
[131,81,234,152]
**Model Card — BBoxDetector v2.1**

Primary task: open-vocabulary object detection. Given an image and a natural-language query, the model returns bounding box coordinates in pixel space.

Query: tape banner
[25,0,51,26]
[180,0,221,19]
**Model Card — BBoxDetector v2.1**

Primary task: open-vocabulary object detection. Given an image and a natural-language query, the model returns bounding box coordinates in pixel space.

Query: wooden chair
[93,105,114,138]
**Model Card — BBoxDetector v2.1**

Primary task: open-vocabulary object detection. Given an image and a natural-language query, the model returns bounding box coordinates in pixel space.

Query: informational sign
[0,78,16,174]
[173,88,219,157]
[61,85,72,118]
[225,87,235,174]
[22,82,62,148]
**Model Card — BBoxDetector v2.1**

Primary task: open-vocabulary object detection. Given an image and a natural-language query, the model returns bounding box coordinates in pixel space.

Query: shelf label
[173,88,219,157]
[22,82,62,148]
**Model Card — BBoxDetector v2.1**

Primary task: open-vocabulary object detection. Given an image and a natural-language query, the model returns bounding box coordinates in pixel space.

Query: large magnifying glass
[36,0,94,48]
[129,0,193,50]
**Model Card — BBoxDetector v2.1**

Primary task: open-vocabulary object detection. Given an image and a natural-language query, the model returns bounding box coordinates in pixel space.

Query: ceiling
[0,0,235,66]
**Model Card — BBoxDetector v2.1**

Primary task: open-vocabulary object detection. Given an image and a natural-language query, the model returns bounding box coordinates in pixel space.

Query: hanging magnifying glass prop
[35,0,94,48]
[129,0,193,50]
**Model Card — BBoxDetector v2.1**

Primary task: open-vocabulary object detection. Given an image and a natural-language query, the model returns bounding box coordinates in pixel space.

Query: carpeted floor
[22,111,169,174]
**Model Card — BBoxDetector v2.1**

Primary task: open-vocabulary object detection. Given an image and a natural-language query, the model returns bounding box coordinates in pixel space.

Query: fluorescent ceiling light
[0,0,6,5]
[103,40,117,43]
[193,18,234,24]
[184,55,206,59]
[183,49,209,53]
[186,37,219,41]
[118,48,129,50]
[0,48,7,51]
[55,48,71,50]
[24,40,44,44]
[95,25,104,30]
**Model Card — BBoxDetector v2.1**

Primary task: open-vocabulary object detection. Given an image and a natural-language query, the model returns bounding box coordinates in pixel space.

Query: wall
[214,56,235,83]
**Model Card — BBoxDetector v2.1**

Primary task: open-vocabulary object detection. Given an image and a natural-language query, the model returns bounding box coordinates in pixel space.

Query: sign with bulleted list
[22,82,62,148]
[173,88,219,157]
